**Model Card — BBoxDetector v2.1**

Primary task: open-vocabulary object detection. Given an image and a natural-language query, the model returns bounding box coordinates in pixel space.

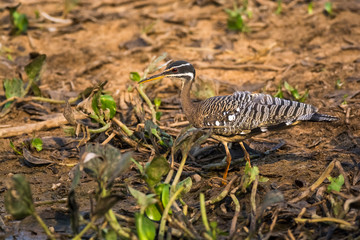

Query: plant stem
[171,154,187,193]
[72,218,95,240]
[200,193,211,233]
[33,212,56,240]
[88,122,111,133]
[136,85,157,123]
[158,186,185,240]
[112,118,134,136]
[106,210,130,239]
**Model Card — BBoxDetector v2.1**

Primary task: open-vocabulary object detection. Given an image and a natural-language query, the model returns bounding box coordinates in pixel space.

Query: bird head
[139,60,196,84]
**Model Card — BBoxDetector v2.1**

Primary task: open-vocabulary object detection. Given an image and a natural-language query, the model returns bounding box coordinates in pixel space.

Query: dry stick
[229,193,241,236]
[344,195,360,213]
[289,160,335,203]
[112,118,134,136]
[287,229,296,240]
[334,160,351,192]
[294,217,352,226]
[0,113,87,138]
[101,132,116,145]
[205,176,239,205]
[263,208,279,240]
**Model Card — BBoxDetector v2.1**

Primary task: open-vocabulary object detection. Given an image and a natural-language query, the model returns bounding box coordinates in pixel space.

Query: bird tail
[309,113,339,122]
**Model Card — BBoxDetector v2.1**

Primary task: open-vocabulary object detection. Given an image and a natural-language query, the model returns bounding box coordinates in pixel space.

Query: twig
[229,193,240,236]
[205,176,238,205]
[0,113,87,138]
[289,160,335,203]
[294,217,352,226]
[101,132,116,145]
[158,186,185,240]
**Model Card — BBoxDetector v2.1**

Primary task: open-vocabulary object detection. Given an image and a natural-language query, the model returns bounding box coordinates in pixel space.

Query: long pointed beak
[138,74,165,84]
[138,69,173,84]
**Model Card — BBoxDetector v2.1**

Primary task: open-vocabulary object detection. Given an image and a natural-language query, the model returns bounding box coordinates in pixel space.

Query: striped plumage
[139,60,338,180]
[196,91,337,137]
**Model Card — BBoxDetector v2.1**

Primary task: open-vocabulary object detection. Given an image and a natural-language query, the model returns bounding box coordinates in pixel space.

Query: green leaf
[327,174,344,192]
[154,97,161,110]
[324,1,332,15]
[130,72,141,82]
[145,155,170,187]
[131,158,144,175]
[31,138,43,152]
[144,120,173,150]
[12,11,28,34]
[275,0,282,15]
[145,204,162,221]
[135,213,156,240]
[82,144,132,188]
[156,111,162,121]
[5,174,35,220]
[100,94,116,119]
[308,2,313,14]
[128,187,157,213]
[274,84,283,99]
[4,78,24,101]
[175,177,192,199]
[244,162,259,187]
[102,228,117,240]
[25,54,46,82]
[10,140,22,155]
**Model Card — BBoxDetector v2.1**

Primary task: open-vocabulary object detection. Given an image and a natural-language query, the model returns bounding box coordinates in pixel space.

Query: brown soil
[1,0,360,239]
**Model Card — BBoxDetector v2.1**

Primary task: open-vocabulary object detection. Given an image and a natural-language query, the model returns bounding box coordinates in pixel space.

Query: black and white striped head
[139,61,196,84]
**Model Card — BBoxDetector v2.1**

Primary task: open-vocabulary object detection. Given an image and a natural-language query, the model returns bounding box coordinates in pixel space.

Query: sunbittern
[139,60,338,180]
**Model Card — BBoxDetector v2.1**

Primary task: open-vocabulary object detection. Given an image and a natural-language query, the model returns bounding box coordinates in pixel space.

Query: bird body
[139,60,338,180]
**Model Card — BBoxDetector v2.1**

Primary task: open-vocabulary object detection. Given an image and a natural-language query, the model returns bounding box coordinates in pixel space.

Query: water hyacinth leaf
[327,174,344,192]
[100,94,116,119]
[173,128,211,157]
[25,54,46,82]
[135,212,156,240]
[145,155,170,187]
[31,138,43,152]
[175,177,192,199]
[93,195,123,219]
[145,203,162,221]
[5,174,35,220]
[4,78,24,98]
[130,72,141,82]
[128,187,157,213]
[81,144,132,188]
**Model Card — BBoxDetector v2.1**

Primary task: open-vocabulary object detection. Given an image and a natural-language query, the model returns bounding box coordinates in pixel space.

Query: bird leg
[222,141,232,181]
[239,141,251,168]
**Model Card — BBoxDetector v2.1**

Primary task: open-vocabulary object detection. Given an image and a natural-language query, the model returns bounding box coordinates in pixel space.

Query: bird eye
[172,68,178,73]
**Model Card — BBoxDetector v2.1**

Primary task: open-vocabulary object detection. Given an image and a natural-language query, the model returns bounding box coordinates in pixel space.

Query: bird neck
[180,80,197,124]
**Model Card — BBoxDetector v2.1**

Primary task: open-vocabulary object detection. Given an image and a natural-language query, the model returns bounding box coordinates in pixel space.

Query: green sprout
[327,174,344,192]
[31,138,43,152]
[6,4,28,35]
[324,1,334,16]
[275,0,282,15]
[341,94,348,106]
[308,1,314,14]
[283,81,309,102]
[335,79,343,89]
[224,2,250,32]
